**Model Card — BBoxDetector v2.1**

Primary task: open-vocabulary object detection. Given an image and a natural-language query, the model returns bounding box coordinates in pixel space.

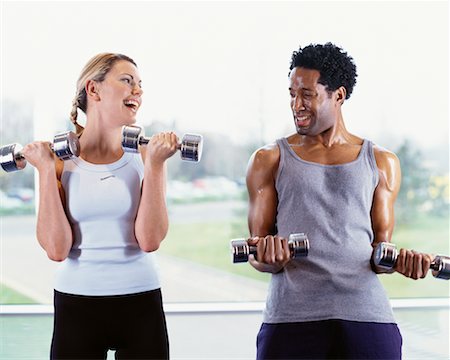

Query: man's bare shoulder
[372,143,401,192]
[249,142,280,170]
[372,144,400,170]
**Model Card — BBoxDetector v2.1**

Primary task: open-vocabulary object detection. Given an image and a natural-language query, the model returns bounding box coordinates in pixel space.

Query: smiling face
[289,67,339,136]
[92,60,143,126]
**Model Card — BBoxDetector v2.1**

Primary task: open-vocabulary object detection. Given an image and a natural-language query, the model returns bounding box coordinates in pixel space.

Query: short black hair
[289,42,357,99]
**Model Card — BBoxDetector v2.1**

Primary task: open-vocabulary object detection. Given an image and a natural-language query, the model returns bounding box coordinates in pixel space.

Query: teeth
[124,99,139,107]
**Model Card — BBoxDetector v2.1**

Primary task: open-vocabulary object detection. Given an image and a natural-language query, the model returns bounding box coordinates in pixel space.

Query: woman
[22,53,176,359]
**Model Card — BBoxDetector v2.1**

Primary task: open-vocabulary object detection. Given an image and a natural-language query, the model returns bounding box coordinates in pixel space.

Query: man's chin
[296,127,309,135]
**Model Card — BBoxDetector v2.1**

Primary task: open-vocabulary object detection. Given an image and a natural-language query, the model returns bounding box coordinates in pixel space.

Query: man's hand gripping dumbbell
[231,233,309,265]
[122,125,203,162]
[0,131,80,172]
[374,242,450,280]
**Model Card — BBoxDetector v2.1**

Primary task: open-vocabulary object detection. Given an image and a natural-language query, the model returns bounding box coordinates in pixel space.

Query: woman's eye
[122,78,131,84]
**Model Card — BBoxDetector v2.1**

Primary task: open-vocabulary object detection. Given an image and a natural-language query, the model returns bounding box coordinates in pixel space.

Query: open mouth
[124,99,140,113]
[296,115,311,127]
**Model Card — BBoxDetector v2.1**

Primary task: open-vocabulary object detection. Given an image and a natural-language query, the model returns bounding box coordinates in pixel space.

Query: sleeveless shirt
[264,138,395,323]
[55,152,160,296]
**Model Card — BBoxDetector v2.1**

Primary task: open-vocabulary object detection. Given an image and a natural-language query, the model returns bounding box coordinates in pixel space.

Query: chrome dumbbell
[121,125,203,162]
[0,131,80,172]
[231,233,309,263]
[374,242,450,280]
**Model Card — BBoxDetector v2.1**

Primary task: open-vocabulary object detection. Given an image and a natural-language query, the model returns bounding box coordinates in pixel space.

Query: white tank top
[55,152,160,296]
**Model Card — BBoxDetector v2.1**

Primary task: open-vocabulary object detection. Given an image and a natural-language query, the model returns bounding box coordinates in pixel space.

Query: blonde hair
[70,53,137,136]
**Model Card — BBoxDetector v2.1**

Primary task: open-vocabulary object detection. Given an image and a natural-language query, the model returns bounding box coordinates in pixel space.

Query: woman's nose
[132,83,143,96]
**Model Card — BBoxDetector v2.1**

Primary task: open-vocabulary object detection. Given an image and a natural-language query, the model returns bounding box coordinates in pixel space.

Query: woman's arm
[22,142,73,261]
[134,132,178,252]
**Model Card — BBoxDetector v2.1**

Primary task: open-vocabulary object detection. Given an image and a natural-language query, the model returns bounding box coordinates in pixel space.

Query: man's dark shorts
[257,319,402,359]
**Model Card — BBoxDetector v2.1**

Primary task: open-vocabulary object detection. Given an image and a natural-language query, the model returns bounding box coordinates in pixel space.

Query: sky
[1,0,449,151]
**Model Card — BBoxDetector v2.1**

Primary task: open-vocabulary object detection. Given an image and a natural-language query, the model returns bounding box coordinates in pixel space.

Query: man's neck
[302,118,354,148]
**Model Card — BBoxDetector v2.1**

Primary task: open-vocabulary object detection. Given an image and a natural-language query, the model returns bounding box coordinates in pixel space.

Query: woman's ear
[86,80,101,101]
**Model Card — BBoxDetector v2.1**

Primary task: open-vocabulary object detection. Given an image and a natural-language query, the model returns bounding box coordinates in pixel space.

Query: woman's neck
[78,119,124,164]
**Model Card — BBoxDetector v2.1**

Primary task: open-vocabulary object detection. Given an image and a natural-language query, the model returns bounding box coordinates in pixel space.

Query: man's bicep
[371,150,402,244]
[246,149,278,236]
[371,186,395,244]
[248,185,278,236]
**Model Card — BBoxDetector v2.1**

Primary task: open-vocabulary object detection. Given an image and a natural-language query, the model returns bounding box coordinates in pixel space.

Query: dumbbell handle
[13,142,63,160]
[138,136,185,150]
[374,242,450,280]
[231,233,309,263]
[122,125,203,162]
[14,131,79,159]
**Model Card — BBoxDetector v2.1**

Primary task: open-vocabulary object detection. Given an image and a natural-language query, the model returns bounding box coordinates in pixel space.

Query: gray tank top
[264,138,395,324]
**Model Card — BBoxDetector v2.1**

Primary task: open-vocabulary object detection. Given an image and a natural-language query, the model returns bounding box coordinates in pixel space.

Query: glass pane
[1,1,448,308]
[0,100,40,304]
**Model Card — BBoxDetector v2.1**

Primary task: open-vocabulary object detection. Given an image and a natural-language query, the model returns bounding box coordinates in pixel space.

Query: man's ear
[86,80,101,101]
[336,86,347,105]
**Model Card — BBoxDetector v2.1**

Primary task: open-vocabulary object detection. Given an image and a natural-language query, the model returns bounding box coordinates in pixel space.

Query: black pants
[257,319,403,360]
[51,289,169,360]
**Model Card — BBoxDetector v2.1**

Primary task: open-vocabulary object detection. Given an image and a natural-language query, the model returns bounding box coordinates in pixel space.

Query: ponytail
[70,98,85,136]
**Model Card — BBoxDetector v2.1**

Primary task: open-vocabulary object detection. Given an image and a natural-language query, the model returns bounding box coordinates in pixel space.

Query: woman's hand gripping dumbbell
[0,131,80,172]
[374,242,450,280]
[231,233,309,263]
[122,125,203,162]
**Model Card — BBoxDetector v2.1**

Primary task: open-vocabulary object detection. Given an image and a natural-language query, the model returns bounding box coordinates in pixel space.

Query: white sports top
[55,152,160,296]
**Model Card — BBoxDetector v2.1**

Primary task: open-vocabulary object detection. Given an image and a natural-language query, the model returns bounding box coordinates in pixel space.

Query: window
[1,1,449,358]
[1,0,448,304]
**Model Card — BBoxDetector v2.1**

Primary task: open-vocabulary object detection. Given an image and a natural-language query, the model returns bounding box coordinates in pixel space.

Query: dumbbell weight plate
[374,242,398,268]
[231,239,257,263]
[431,256,450,280]
[122,125,143,153]
[289,233,309,257]
[0,143,26,172]
[180,134,203,162]
[53,132,80,160]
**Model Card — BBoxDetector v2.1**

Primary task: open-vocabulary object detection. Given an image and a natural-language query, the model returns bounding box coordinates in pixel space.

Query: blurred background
[1,1,448,359]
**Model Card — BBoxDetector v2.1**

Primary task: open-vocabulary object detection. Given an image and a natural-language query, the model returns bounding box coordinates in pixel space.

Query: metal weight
[121,125,143,153]
[231,233,309,263]
[179,134,203,162]
[122,125,203,162]
[430,256,450,280]
[0,144,27,172]
[374,242,450,280]
[52,131,80,160]
[0,131,80,172]
[374,242,398,268]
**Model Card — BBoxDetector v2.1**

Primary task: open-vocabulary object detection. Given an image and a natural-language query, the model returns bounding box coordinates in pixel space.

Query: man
[246,42,432,359]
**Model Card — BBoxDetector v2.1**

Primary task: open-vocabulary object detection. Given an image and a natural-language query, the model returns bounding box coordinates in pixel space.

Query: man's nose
[293,96,305,111]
